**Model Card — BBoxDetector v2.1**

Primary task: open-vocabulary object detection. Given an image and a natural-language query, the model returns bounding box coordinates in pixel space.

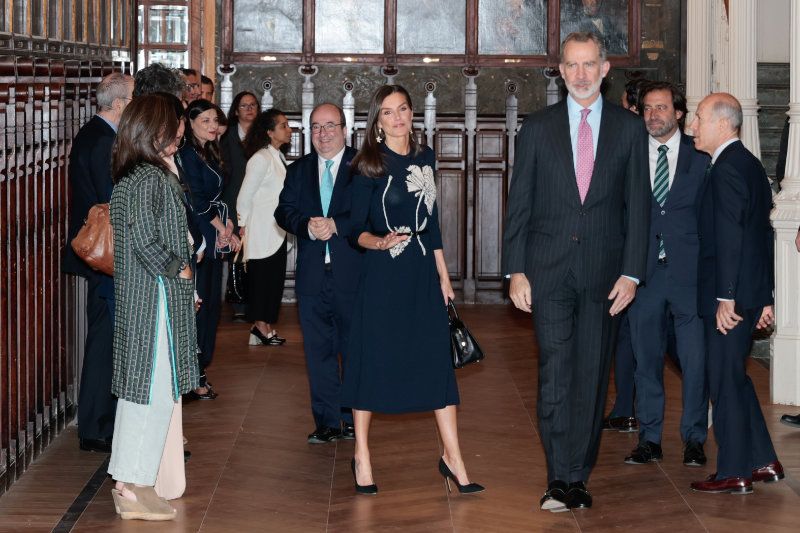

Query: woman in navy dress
[342,85,483,495]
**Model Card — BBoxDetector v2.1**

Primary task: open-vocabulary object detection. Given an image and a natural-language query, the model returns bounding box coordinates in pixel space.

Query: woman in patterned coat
[107,94,199,521]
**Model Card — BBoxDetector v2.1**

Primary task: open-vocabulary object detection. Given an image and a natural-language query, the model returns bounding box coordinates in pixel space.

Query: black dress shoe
[341,423,356,440]
[565,482,592,509]
[79,438,112,453]
[249,327,285,346]
[186,387,218,401]
[780,413,800,428]
[307,426,342,443]
[539,480,568,512]
[683,441,707,467]
[625,440,663,464]
[231,313,247,323]
[602,416,638,433]
[184,450,191,463]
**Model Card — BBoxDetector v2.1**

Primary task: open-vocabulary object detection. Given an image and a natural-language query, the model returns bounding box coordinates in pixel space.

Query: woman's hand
[372,232,408,251]
[229,233,242,252]
[440,277,455,306]
[225,219,234,238]
[178,264,193,280]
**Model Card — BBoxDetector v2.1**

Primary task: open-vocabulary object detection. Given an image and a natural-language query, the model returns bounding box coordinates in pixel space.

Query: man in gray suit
[503,32,649,512]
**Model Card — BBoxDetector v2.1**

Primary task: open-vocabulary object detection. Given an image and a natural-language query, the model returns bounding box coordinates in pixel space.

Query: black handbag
[226,249,247,304]
[447,299,484,368]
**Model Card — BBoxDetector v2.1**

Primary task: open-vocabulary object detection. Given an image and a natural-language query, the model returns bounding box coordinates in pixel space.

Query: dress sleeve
[348,174,375,246]
[428,149,443,250]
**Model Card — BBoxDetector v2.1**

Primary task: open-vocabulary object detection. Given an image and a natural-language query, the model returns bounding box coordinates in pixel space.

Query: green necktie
[653,144,669,259]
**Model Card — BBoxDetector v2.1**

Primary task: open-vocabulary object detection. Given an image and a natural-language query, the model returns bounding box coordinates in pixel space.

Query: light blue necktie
[321,160,334,260]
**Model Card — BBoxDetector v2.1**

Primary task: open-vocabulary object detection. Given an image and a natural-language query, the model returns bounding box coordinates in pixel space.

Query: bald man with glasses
[275,103,363,443]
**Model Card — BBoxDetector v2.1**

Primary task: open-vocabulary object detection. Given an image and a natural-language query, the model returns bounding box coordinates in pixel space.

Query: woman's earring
[376,127,383,144]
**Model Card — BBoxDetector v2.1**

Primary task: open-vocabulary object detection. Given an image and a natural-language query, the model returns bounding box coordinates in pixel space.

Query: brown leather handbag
[71,203,114,275]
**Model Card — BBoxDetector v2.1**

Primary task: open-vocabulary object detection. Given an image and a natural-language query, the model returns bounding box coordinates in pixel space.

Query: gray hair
[711,95,743,133]
[133,63,185,99]
[96,72,133,110]
[560,31,607,63]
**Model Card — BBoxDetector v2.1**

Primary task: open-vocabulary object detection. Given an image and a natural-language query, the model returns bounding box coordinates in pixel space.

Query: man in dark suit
[503,32,649,511]
[625,82,710,467]
[689,93,783,494]
[62,72,134,453]
[275,103,362,443]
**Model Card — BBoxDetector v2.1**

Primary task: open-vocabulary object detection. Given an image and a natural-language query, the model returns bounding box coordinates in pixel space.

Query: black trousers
[533,270,618,484]
[77,273,117,440]
[247,240,287,324]
[195,255,223,379]
[298,268,355,429]
[705,308,777,478]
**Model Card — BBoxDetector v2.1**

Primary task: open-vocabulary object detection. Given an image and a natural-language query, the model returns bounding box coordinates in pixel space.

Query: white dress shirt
[237,145,288,261]
[648,128,681,190]
[712,137,739,164]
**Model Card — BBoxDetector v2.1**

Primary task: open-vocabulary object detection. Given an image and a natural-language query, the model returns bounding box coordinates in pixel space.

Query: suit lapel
[329,148,353,212]
[307,155,324,215]
[552,102,581,204]
[584,99,616,205]
[665,133,692,205]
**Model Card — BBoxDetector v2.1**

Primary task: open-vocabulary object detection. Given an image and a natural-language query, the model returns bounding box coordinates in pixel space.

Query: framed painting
[233,0,303,53]
[559,0,630,56]
[478,0,548,56]
[396,0,466,55]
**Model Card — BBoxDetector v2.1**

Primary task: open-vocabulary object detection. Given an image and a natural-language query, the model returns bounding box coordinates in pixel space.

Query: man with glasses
[181,68,202,104]
[63,72,134,453]
[275,104,362,443]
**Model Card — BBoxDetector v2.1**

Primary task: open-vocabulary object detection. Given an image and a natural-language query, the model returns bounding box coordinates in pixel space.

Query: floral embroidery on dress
[405,165,436,215]
[381,165,437,259]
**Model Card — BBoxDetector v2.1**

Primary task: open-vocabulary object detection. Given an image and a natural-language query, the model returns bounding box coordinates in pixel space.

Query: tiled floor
[0,304,799,532]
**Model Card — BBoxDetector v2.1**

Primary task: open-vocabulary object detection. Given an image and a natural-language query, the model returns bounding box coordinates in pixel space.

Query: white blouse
[237,145,288,261]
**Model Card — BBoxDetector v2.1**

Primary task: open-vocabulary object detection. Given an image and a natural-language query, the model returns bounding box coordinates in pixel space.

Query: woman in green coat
[107,94,199,521]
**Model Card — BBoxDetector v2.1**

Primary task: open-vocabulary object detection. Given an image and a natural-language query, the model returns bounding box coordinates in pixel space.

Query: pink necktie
[576,108,594,203]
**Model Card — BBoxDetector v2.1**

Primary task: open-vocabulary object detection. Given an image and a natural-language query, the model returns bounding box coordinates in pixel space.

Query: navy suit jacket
[644,133,710,287]
[274,146,363,296]
[697,140,774,316]
[62,115,116,278]
[179,145,226,258]
[502,98,650,300]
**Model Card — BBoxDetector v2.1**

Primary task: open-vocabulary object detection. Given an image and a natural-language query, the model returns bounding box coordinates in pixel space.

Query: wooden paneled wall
[0,56,132,495]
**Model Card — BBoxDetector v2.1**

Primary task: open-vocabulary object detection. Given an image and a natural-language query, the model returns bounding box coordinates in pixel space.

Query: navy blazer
[274,146,363,296]
[62,115,116,278]
[697,140,774,316]
[644,133,710,286]
[179,144,227,258]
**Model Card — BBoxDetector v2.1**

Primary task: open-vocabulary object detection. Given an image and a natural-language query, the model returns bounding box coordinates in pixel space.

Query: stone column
[424,81,437,149]
[342,80,355,146]
[728,0,761,158]
[298,65,319,155]
[260,79,273,111]
[463,68,479,303]
[684,0,712,131]
[216,64,236,116]
[769,0,800,406]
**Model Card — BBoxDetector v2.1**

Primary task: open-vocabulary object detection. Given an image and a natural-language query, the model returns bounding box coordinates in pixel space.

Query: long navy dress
[341,144,459,414]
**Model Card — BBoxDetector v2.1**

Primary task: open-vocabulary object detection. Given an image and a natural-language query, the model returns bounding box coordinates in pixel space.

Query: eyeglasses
[310,122,344,133]
[186,83,200,90]
[238,103,257,110]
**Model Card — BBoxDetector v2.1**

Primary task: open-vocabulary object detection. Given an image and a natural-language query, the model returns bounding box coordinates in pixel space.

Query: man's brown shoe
[690,473,752,494]
[752,461,784,483]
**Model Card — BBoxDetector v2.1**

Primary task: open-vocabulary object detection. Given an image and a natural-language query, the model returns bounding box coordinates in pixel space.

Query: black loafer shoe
[602,416,638,432]
[186,387,218,401]
[565,482,592,509]
[307,426,342,444]
[683,441,707,467]
[341,423,356,440]
[625,440,663,464]
[780,413,800,428]
[79,438,112,453]
[540,480,569,512]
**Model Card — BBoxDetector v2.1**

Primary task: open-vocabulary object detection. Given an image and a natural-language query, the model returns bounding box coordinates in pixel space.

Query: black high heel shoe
[438,458,485,494]
[351,458,378,495]
[249,326,285,346]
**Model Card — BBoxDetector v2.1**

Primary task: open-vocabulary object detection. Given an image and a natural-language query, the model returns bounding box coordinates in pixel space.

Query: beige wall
[758,0,790,62]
